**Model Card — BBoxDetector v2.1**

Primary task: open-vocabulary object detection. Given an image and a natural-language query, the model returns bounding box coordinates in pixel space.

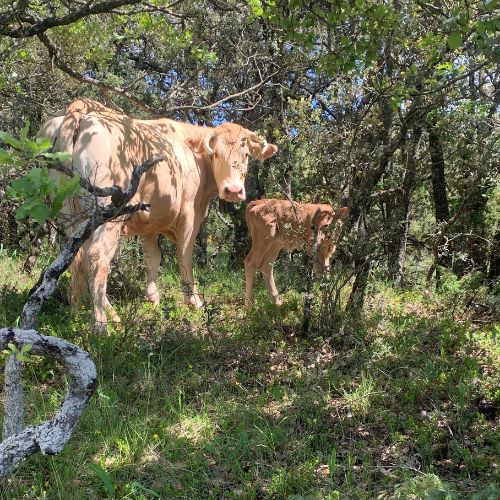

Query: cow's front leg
[142,233,161,305]
[176,225,203,309]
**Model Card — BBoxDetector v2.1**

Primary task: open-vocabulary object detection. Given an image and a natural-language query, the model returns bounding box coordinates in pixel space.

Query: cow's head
[314,206,349,273]
[186,124,278,202]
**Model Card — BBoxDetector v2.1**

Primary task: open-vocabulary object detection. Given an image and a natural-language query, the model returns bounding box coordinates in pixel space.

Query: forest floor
[0,243,498,499]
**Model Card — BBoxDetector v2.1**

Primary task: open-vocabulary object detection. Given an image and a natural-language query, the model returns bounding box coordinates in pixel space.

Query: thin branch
[160,69,282,113]
[37,32,152,112]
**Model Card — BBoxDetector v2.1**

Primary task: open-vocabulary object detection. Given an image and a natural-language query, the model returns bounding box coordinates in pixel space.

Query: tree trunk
[427,116,452,280]
[387,126,423,286]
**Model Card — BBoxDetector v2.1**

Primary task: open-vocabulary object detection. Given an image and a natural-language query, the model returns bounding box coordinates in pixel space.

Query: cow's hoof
[273,296,283,306]
[145,293,160,305]
[185,295,204,309]
[93,321,108,334]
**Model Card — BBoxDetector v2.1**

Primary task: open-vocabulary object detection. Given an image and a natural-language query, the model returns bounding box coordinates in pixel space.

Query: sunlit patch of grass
[341,372,378,416]
[167,414,216,446]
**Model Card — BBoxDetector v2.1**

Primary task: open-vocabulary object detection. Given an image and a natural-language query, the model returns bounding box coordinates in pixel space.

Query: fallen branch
[0,328,97,477]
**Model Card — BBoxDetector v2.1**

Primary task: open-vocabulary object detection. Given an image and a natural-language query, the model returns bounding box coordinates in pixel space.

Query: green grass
[0,244,498,499]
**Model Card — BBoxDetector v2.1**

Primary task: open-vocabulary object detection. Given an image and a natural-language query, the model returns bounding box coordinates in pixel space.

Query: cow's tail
[58,100,90,304]
[69,247,88,308]
[57,100,85,161]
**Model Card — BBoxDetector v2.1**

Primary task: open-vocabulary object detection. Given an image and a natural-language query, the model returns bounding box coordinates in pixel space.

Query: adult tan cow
[48,99,277,328]
[244,199,348,308]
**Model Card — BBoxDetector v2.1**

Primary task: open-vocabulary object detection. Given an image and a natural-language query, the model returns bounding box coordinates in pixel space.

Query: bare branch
[160,69,282,113]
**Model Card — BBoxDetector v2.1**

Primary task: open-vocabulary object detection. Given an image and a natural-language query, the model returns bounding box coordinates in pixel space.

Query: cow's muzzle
[222,184,245,202]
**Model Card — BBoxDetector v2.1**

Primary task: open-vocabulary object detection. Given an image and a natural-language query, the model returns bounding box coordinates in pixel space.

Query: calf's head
[314,206,349,273]
[186,124,278,202]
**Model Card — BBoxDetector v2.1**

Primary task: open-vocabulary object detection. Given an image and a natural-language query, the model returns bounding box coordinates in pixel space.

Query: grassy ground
[0,243,498,499]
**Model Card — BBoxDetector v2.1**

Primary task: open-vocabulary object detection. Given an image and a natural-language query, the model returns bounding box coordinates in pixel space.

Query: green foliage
[2,342,32,363]
[88,463,115,496]
[6,167,80,225]
[1,124,80,225]
[0,122,70,167]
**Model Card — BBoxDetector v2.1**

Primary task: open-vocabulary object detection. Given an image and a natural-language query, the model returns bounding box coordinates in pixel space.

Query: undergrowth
[0,242,498,499]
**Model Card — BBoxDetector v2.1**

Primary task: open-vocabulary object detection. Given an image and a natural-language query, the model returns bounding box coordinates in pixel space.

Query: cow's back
[60,103,194,234]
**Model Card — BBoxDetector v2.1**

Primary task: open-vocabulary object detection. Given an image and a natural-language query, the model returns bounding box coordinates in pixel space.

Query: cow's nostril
[224,185,243,196]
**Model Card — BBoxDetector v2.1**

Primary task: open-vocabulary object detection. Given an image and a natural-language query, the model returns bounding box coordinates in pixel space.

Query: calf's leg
[244,248,259,309]
[260,245,282,305]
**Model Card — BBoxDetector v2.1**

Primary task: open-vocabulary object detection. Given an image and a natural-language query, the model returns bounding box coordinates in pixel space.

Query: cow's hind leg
[260,245,282,306]
[87,222,122,329]
[142,233,161,305]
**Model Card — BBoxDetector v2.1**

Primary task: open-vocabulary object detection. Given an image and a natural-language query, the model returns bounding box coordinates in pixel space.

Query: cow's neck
[199,153,219,207]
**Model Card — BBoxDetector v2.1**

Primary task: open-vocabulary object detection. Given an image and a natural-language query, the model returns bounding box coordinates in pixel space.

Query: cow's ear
[250,142,278,160]
[257,143,278,160]
[185,133,216,155]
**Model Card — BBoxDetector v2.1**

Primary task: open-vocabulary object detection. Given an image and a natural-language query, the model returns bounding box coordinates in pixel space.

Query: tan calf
[244,199,348,308]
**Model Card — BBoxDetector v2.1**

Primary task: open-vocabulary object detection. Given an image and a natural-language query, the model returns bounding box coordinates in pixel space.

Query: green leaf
[35,136,53,150]
[0,131,22,149]
[20,120,30,142]
[0,147,13,164]
[89,464,115,496]
[447,31,462,50]
[390,96,401,112]
[28,202,51,225]
[51,175,80,216]
[43,151,72,161]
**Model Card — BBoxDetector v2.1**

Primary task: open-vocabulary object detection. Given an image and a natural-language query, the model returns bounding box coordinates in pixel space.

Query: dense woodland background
[0,0,499,498]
